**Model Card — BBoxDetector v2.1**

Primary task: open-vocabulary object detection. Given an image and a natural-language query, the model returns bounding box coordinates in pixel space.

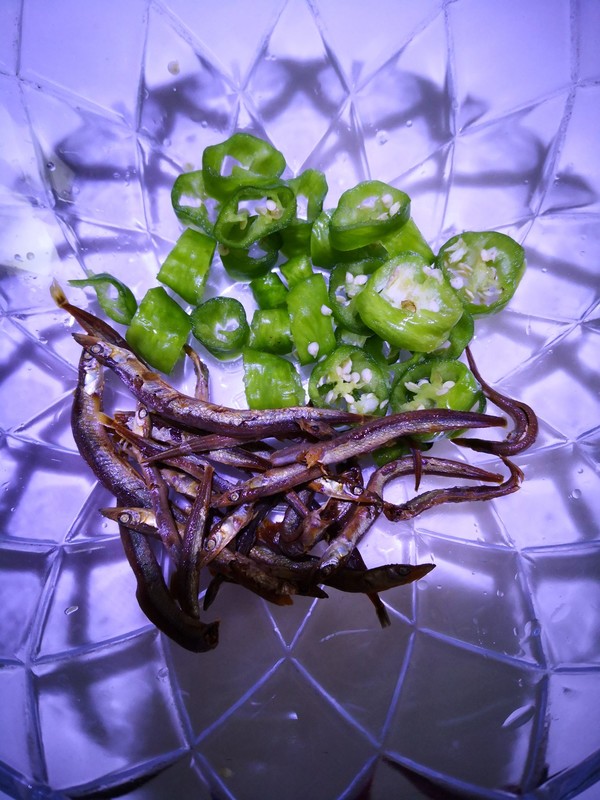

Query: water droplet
[502,704,535,730]
[376,130,388,145]
[26,252,35,261]
[524,619,540,638]
[496,590,505,598]
[570,488,581,500]
[157,667,169,680]
[65,605,79,616]
[167,60,180,76]
[405,119,413,127]
[46,161,56,172]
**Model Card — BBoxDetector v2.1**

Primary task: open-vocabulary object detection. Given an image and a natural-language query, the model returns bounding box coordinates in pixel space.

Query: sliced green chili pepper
[335,328,369,349]
[202,133,286,200]
[280,255,314,287]
[308,345,390,415]
[310,210,385,268]
[354,253,464,353]
[390,357,484,441]
[190,297,249,360]
[214,182,296,249]
[372,439,429,468]
[380,218,434,263]
[69,272,137,325]
[126,287,191,374]
[219,234,280,282]
[280,169,328,256]
[436,231,525,317]
[330,181,410,251]
[171,169,219,235]
[328,258,382,335]
[363,335,403,369]
[248,308,293,354]
[250,271,288,309]
[432,311,474,360]
[157,228,215,306]
[287,273,336,365]
[243,349,305,409]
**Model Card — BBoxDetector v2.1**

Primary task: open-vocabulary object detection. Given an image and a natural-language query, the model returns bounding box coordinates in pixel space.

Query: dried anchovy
[60,295,538,652]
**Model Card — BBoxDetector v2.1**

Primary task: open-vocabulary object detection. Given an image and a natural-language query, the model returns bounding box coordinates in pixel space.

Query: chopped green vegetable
[328,258,383,335]
[280,255,314,287]
[171,169,218,236]
[249,308,293,354]
[390,357,484,441]
[308,345,389,415]
[281,168,329,256]
[250,271,289,309]
[380,218,435,263]
[219,234,280,281]
[287,273,336,365]
[310,209,384,268]
[157,228,215,306]
[432,311,474,360]
[126,287,191,373]
[214,182,296,249]
[191,297,249,360]
[330,180,410,251]
[68,272,138,325]
[335,328,369,348]
[243,349,305,409]
[355,252,464,352]
[202,133,286,200]
[436,231,525,316]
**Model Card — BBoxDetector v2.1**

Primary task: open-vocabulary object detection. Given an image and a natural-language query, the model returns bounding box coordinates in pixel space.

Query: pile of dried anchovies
[54,283,537,653]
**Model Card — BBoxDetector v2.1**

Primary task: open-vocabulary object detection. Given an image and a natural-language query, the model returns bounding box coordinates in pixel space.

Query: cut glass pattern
[0,1,599,798]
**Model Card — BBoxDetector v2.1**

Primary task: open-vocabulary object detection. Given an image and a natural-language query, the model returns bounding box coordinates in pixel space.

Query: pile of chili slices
[58,134,537,652]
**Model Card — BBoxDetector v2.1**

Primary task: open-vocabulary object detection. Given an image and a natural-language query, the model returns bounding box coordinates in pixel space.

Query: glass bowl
[1,1,599,798]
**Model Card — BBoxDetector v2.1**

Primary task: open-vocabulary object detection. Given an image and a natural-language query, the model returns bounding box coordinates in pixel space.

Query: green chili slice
[308,345,390,415]
[157,228,215,306]
[69,272,138,325]
[330,180,410,251]
[287,273,336,365]
[390,357,484,441]
[355,252,464,353]
[171,169,219,235]
[214,182,296,249]
[432,311,475,360]
[280,255,314,287]
[436,231,525,317]
[202,133,286,200]
[380,217,435,263]
[126,287,191,374]
[248,308,293,355]
[219,234,280,282]
[243,349,305,409]
[328,258,383,335]
[190,297,249,360]
[250,271,289,309]
[310,209,386,268]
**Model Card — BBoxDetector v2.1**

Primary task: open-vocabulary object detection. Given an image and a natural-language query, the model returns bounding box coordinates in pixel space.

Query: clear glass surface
[1,1,599,798]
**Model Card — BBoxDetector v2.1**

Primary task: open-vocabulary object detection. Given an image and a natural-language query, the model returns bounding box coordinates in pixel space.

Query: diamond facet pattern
[1,1,599,798]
